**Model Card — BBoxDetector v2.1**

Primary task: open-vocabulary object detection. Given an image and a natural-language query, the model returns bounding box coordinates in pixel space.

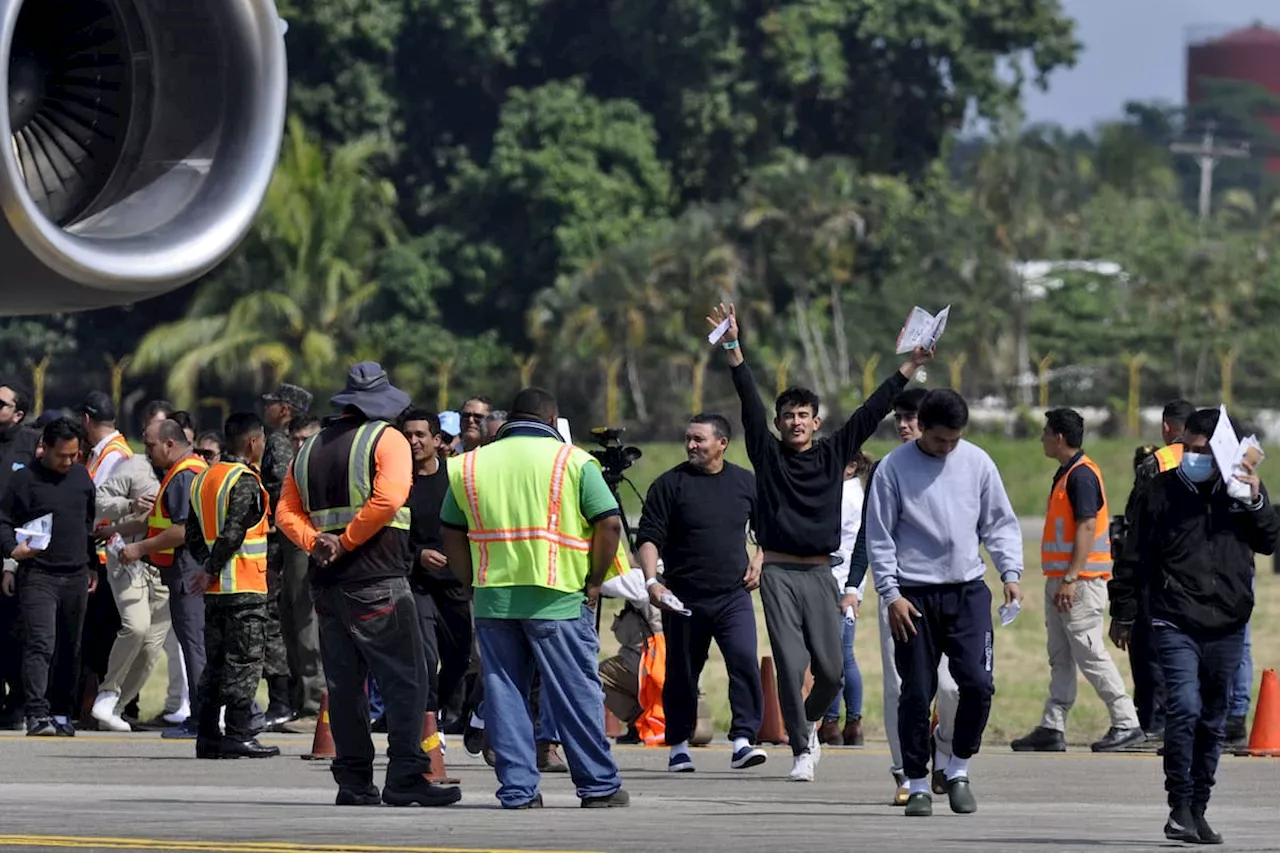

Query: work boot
[904,792,933,817]
[538,741,568,773]
[218,737,281,758]
[1190,803,1223,845]
[1224,715,1248,750]
[817,719,843,745]
[503,793,544,810]
[1010,727,1066,752]
[842,717,864,746]
[581,788,630,809]
[336,785,381,806]
[1090,726,1146,752]
[382,777,461,807]
[1164,805,1199,843]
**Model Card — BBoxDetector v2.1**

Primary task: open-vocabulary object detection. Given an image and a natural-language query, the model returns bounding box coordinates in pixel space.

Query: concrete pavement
[1,732,1278,852]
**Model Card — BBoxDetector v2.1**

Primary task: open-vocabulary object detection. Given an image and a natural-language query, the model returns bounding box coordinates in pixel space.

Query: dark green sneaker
[946,777,977,814]
[905,792,933,817]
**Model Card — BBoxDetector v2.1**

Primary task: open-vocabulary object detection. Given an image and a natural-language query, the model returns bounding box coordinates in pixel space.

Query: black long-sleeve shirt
[635,461,756,597]
[407,459,462,593]
[0,461,96,572]
[185,459,266,585]
[1112,470,1280,636]
[732,362,906,558]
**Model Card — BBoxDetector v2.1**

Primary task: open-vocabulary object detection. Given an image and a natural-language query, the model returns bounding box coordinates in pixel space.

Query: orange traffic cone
[1241,668,1280,758]
[605,708,623,739]
[421,711,461,783]
[301,692,335,761]
[758,656,788,745]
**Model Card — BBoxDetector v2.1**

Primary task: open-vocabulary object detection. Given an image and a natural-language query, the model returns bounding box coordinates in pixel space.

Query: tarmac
[2,732,1279,853]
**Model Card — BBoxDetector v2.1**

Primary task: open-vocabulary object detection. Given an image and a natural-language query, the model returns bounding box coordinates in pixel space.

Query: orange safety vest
[1154,443,1184,473]
[1041,454,1112,579]
[88,433,133,565]
[634,634,667,747]
[191,462,271,595]
[146,454,208,567]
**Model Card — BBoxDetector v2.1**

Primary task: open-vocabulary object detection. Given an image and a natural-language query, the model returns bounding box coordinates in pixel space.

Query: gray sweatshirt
[867,439,1023,605]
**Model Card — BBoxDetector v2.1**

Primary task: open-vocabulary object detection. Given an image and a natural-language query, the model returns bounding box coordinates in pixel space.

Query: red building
[1186,23,1280,170]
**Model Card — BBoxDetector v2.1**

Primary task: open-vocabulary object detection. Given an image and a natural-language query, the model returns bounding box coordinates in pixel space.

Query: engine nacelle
[0,0,286,315]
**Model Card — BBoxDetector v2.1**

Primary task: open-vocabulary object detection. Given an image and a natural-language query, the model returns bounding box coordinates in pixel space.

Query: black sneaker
[1190,804,1223,845]
[1164,805,1199,843]
[581,788,630,809]
[463,724,484,756]
[1090,726,1145,752]
[336,785,382,806]
[26,716,56,737]
[1010,727,1066,752]
[382,778,461,807]
[54,719,75,737]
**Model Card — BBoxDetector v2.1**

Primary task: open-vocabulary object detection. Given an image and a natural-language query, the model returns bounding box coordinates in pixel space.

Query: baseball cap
[437,411,461,439]
[77,391,116,423]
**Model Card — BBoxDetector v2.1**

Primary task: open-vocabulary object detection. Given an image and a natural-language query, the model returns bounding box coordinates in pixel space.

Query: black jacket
[1111,469,1280,636]
[0,424,39,498]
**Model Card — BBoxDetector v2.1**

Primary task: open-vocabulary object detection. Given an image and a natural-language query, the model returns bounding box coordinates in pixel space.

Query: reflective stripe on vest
[1040,454,1112,578]
[191,462,270,595]
[89,435,133,564]
[291,421,411,533]
[448,438,627,593]
[146,455,209,567]
[1154,443,1184,473]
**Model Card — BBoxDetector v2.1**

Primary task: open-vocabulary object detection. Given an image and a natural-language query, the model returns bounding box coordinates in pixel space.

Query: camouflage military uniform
[184,458,269,743]
[259,427,294,687]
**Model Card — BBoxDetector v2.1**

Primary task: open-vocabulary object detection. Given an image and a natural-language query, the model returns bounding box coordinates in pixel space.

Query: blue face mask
[1180,452,1216,483]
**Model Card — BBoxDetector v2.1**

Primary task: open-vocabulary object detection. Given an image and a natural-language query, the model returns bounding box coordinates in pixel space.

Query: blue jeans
[825,615,862,722]
[1229,621,1252,718]
[476,605,621,807]
[367,675,384,722]
[1155,624,1246,809]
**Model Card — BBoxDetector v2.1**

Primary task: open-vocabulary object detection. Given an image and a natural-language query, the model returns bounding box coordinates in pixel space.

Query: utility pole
[1170,121,1250,222]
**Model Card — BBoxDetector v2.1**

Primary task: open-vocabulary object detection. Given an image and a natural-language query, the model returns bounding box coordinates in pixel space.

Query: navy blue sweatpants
[893,579,995,781]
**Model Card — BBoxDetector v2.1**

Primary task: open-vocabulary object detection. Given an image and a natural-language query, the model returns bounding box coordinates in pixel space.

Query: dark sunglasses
[195,449,220,461]
[460,412,486,422]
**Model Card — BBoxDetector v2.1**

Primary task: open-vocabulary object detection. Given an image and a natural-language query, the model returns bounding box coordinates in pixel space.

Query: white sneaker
[91,694,132,732]
[789,751,816,782]
[807,721,822,765]
[163,702,190,725]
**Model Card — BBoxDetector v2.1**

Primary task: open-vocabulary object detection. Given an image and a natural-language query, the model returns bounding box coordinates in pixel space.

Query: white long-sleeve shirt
[867,439,1023,605]
[832,476,868,599]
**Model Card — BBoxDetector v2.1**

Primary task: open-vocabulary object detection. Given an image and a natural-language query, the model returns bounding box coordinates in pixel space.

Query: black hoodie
[0,424,39,498]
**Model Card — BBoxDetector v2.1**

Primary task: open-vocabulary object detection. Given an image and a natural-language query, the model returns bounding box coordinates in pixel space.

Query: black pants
[312,577,433,789]
[413,582,472,718]
[1130,600,1166,733]
[0,589,23,715]
[894,579,995,781]
[20,568,90,719]
[197,596,268,741]
[663,585,763,744]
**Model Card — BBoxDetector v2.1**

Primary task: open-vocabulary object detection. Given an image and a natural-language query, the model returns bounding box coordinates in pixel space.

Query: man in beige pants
[1012,408,1144,753]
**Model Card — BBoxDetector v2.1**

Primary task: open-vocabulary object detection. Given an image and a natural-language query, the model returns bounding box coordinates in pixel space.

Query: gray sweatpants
[759,563,843,756]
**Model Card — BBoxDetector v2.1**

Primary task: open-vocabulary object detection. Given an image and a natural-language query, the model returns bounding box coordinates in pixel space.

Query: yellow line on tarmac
[0,836,600,853]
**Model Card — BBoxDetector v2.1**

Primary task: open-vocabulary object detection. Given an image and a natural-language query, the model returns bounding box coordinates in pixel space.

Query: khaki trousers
[1039,576,1139,732]
[99,562,171,706]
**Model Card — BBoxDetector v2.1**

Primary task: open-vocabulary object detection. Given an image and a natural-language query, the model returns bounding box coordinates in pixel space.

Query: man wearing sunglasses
[459,398,494,454]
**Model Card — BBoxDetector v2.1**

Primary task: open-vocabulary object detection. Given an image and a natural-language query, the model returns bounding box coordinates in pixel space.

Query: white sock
[946,755,970,781]
[469,713,485,729]
[908,777,931,795]
[53,716,68,725]
[732,737,750,753]
[669,740,690,757]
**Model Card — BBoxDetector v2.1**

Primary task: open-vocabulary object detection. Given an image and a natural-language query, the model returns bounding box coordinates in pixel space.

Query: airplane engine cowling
[0,0,286,315]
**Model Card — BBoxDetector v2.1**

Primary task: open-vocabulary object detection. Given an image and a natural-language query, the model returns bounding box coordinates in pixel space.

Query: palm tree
[132,116,400,407]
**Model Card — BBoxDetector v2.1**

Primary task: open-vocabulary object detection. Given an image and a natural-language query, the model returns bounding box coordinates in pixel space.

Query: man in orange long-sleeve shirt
[276,362,460,809]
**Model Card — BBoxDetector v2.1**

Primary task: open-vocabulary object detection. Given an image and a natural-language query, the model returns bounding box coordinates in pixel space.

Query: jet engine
[0,0,286,315]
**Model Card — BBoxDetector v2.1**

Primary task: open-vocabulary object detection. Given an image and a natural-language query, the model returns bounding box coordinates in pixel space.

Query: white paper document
[15,513,53,551]
[707,317,731,345]
[998,600,1021,627]
[660,591,692,616]
[1209,405,1265,501]
[895,305,950,354]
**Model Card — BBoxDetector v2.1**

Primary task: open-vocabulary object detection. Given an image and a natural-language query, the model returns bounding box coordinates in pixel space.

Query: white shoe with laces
[90,692,131,732]
[789,751,816,782]
[808,721,822,765]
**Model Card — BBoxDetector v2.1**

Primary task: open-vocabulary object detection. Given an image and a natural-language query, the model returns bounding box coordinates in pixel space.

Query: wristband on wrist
[722,340,739,350]
[645,576,660,588]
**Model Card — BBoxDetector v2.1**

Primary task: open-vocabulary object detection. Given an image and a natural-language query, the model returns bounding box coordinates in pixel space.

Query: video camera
[589,427,643,489]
